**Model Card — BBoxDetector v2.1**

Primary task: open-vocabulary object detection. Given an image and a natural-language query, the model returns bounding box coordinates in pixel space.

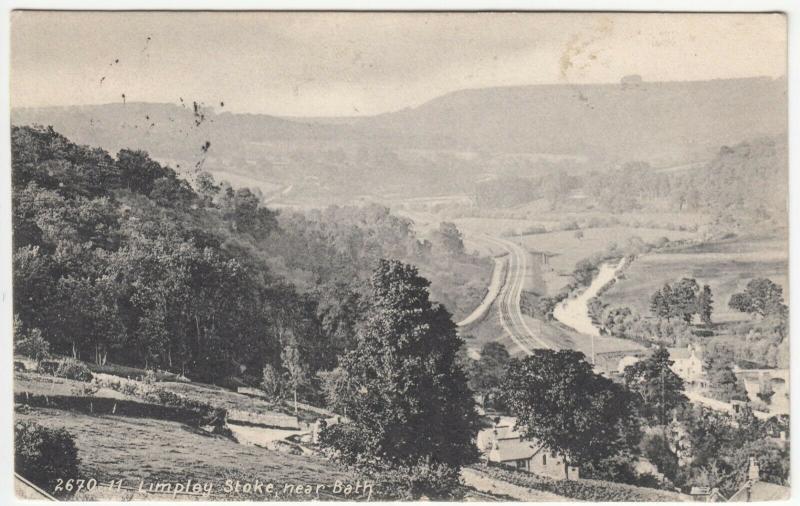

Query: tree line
[11,125,486,388]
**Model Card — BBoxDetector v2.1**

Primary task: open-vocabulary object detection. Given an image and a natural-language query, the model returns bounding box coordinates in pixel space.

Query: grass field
[16,407,361,501]
[601,232,788,323]
[509,226,696,294]
[15,372,131,400]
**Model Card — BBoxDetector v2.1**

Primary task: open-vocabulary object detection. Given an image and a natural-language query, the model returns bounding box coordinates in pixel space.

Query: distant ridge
[11,76,786,167]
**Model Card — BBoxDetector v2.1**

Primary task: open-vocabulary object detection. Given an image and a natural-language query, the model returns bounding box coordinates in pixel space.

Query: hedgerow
[472,463,684,502]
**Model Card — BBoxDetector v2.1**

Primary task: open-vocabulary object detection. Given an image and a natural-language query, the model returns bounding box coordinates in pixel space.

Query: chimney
[748,457,760,482]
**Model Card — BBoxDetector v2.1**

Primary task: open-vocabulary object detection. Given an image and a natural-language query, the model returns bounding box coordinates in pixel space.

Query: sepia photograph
[5,6,792,502]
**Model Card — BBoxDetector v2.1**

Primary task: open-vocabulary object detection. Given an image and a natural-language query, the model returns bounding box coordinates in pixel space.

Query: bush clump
[38,359,93,382]
[15,420,80,493]
[319,424,463,500]
[55,359,93,382]
[374,459,464,500]
[317,423,373,466]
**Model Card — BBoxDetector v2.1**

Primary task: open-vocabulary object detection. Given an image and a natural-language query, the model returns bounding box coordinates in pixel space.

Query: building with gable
[667,344,707,388]
[477,417,579,480]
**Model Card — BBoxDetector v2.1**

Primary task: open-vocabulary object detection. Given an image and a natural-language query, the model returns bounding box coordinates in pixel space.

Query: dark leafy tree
[623,347,688,424]
[696,284,714,326]
[650,279,700,323]
[330,260,481,468]
[465,342,510,409]
[641,433,680,483]
[728,278,786,318]
[430,222,465,256]
[502,350,641,477]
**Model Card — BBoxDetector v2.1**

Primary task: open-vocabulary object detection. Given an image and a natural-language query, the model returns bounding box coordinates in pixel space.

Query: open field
[601,232,788,323]
[159,381,307,420]
[15,407,361,500]
[463,307,642,361]
[15,372,131,400]
[511,226,696,294]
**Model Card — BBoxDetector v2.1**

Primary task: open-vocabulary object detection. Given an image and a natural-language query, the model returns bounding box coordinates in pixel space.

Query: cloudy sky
[11,11,786,116]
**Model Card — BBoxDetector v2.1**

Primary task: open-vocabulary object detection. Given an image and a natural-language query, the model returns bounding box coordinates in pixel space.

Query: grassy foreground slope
[16,407,363,501]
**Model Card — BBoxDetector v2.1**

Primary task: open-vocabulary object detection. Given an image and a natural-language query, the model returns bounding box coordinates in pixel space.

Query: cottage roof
[492,437,545,462]
[728,481,789,502]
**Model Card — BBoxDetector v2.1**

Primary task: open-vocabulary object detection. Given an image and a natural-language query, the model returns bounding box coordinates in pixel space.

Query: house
[477,417,579,480]
[689,486,727,502]
[727,457,789,502]
[667,344,707,388]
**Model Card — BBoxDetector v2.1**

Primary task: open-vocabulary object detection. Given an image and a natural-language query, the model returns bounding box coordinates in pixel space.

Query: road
[479,235,553,354]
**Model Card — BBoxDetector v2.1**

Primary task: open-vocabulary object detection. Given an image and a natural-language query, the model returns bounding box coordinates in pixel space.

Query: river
[553,258,626,336]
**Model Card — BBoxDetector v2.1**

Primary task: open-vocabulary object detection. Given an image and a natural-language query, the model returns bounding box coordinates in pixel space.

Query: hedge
[15,393,224,428]
[472,463,686,502]
[15,420,80,494]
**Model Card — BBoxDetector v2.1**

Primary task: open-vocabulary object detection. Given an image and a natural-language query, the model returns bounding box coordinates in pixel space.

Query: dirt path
[461,468,569,502]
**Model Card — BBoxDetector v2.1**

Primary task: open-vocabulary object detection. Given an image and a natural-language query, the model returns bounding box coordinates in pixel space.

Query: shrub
[55,359,93,382]
[375,459,463,500]
[15,420,80,493]
[261,364,284,400]
[71,383,100,397]
[14,327,50,362]
[317,423,373,466]
[38,360,61,376]
[521,225,547,235]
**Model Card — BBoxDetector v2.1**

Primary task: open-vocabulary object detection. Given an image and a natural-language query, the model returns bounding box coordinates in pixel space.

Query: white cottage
[477,417,579,480]
[667,344,707,388]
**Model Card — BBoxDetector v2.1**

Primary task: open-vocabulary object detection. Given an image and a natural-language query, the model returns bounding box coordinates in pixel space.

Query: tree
[261,364,283,400]
[728,278,786,318]
[623,347,688,424]
[672,278,700,323]
[706,360,748,403]
[650,284,672,321]
[281,344,308,415]
[502,350,641,477]
[13,314,50,362]
[650,279,700,324]
[328,260,480,468]
[696,284,714,326]
[466,342,510,409]
[318,366,355,416]
[116,149,164,195]
[641,433,680,483]
[728,292,754,315]
[430,222,465,256]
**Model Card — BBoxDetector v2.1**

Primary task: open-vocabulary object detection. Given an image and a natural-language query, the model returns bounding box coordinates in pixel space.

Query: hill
[11,77,787,202]
[353,77,786,163]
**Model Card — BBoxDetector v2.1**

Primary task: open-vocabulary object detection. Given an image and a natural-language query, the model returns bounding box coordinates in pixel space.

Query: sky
[11,11,787,117]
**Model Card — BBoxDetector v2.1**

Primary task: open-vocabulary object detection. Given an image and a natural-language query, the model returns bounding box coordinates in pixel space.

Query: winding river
[553,258,626,336]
